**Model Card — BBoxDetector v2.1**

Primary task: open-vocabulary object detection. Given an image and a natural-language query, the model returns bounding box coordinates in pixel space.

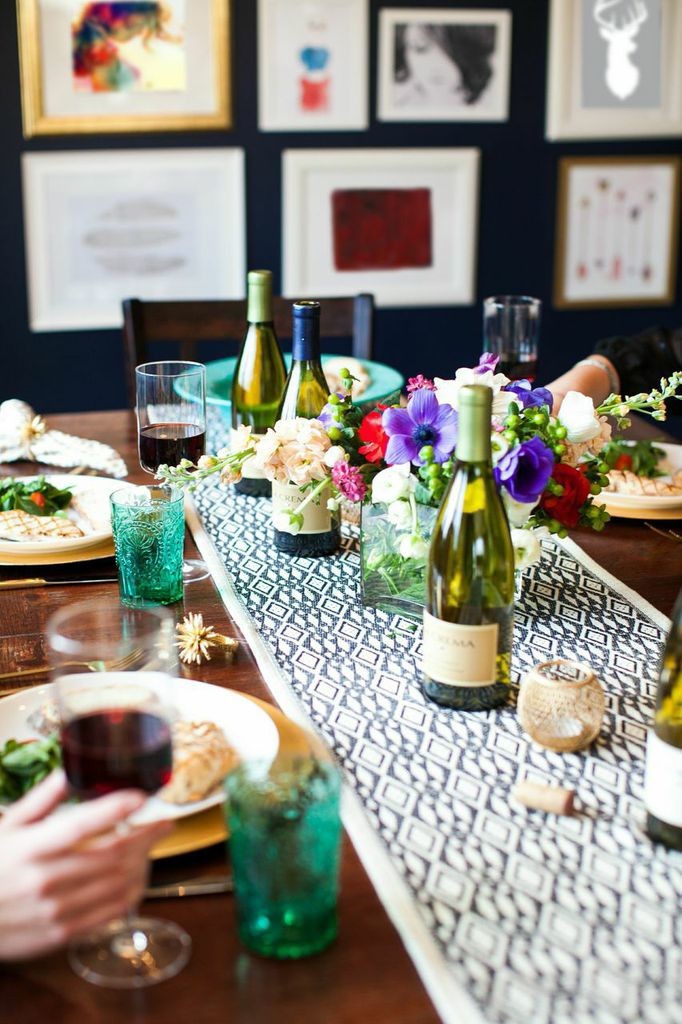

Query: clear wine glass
[47,599,191,988]
[135,360,209,584]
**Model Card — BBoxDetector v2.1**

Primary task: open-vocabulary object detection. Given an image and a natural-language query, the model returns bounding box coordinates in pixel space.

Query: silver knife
[0,577,118,589]
[145,875,234,899]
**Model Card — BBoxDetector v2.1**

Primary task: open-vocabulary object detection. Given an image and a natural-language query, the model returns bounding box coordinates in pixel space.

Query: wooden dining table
[1,409,680,1024]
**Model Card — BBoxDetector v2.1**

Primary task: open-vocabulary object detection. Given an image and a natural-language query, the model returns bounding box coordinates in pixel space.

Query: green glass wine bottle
[273,300,340,557]
[644,588,682,850]
[231,270,287,497]
[422,384,515,711]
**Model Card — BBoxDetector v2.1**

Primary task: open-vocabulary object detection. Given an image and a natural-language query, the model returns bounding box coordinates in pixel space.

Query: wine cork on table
[513,780,575,816]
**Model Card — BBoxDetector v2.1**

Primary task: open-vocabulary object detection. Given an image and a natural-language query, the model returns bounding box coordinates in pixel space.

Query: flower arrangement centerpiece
[160,359,682,615]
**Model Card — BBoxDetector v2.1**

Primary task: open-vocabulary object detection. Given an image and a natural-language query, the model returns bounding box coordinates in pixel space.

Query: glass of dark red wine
[135,360,209,584]
[482,295,541,382]
[47,599,191,988]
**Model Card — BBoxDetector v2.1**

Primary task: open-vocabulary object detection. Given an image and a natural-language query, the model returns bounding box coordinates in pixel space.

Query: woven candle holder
[517,659,605,753]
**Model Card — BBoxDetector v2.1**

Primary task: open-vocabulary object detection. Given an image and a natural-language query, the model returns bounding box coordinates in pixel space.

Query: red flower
[358,411,389,464]
[539,463,591,528]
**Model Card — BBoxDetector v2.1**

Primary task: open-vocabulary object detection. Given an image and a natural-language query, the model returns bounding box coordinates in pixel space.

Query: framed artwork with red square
[283,148,480,307]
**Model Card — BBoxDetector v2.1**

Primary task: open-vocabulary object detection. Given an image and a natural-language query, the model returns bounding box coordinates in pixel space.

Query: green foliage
[0,476,72,516]
[0,736,62,802]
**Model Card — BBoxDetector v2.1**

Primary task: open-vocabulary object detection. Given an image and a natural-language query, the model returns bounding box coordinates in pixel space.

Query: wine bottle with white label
[273,300,340,556]
[644,589,682,850]
[231,270,287,497]
[422,384,514,710]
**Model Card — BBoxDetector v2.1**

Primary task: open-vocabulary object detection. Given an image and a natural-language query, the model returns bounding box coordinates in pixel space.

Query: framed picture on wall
[257,0,368,131]
[22,148,246,331]
[553,156,680,309]
[282,148,480,307]
[377,7,512,122]
[17,0,231,136]
[546,0,682,140]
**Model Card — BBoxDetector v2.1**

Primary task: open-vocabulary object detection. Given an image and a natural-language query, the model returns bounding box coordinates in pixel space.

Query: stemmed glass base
[68,916,192,988]
[182,558,210,584]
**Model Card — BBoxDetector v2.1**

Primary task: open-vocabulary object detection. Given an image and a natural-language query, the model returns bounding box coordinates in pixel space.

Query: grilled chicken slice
[606,470,682,497]
[0,509,84,540]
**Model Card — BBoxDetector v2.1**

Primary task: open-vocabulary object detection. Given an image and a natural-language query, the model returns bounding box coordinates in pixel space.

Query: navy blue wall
[1,0,680,415]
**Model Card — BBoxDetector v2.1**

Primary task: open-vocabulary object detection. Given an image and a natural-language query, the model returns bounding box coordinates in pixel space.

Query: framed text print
[546,0,682,140]
[553,156,680,309]
[283,148,480,307]
[17,0,231,136]
[377,7,512,122]
[258,0,368,131]
[22,148,246,331]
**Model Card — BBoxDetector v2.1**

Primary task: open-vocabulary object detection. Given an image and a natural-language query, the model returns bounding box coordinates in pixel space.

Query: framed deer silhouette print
[546,0,682,139]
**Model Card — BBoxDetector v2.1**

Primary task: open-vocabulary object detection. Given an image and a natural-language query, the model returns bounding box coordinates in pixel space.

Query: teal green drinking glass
[224,756,342,959]
[110,485,184,607]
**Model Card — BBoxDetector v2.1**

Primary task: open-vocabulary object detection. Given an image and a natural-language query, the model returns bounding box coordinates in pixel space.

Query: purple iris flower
[382,389,458,465]
[494,436,555,504]
[475,353,500,374]
[503,380,553,410]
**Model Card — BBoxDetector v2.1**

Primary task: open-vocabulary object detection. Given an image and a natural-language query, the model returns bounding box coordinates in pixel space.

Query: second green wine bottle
[231,270,287,497]
[422,384,515,711]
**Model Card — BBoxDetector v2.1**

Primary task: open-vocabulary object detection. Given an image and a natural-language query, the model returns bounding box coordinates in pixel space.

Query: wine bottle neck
[291,319,321,362]
[455,389,492,463]
[247,286,272,324]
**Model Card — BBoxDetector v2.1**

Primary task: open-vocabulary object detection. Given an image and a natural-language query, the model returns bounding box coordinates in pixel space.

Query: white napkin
[0,400,128,479]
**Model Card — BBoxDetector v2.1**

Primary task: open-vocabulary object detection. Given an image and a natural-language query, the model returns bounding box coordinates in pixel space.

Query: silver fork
[0,647,143,685]
[644,522,682,543]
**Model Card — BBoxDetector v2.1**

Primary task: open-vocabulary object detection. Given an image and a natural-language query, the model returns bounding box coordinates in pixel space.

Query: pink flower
[407,374,436,393]
[331,461,367,502]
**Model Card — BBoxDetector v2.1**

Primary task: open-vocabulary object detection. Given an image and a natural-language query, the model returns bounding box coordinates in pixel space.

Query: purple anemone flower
[475,353,500,374]
[494,436,555,504]
[503,380,553,410]
[318,397,343,430]
[382,389,458,465]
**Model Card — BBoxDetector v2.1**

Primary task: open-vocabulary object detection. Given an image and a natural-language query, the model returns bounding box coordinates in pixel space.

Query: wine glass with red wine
[136,360,209,584]
[48,599,191,988]
[482,295,541,382]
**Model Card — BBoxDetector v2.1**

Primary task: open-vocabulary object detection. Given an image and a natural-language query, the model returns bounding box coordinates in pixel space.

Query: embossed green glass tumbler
[225,756,342,959]
[110,485,184,607]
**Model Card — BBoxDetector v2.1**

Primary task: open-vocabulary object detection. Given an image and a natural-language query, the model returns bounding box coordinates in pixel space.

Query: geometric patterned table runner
[188,480,680,1024]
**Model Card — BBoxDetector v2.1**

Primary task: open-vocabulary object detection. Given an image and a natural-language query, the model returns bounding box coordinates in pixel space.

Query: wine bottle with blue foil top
[422,384,514,710]
[644,588,682,851]
[273,300,340,557]
[231,270,287,497]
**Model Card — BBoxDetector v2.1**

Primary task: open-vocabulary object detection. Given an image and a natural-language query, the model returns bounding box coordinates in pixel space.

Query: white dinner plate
[0,679,280,824]
[0,475,135,557]
[603,443,682,515]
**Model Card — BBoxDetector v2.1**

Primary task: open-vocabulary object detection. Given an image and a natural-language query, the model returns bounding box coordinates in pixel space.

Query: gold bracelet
[574,357,619,396]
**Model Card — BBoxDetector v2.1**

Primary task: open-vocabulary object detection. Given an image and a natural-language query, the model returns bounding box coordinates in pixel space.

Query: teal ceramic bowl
[192,355,404,414]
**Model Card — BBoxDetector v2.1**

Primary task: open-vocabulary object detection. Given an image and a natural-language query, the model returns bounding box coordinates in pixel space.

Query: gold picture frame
[17,0,231,136]
[554,155,681,310]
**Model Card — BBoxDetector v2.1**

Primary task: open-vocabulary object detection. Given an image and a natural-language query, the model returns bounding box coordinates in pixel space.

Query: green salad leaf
[0,476,73,517]
[0,736,62,802]
[601,440,666,479]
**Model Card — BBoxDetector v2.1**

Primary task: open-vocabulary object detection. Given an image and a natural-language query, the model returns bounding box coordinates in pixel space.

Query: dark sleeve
[594,326,682,411]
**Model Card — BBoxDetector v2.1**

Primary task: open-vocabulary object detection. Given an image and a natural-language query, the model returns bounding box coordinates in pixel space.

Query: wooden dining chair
[121,294,375,408]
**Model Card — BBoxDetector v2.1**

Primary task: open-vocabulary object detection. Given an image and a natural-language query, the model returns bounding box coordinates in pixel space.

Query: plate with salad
[0,475,134,559]
[600,441,682,518]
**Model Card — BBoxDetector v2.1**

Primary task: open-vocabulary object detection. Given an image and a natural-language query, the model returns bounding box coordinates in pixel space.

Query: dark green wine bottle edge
[273,527,340,558]
[421,678,509,711]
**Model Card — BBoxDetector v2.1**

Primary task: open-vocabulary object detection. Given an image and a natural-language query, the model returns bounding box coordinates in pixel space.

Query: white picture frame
[377,7,512,123]
[282,148,480,308]
[22,148,246,332]
[258,0,368,131]
[546,0,682,140]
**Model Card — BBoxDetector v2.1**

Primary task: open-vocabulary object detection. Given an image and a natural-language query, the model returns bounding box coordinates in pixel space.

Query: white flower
[323,445,347,468]
[399,534,429,560]
[434,368,513,417]
[491,433,509,464]
[371,463,414,504]
[326,496,341,511]
[502,489,538,528]
[273,512,301,535]
[386,498,413,530]
[558,391,601,444]
[511,528,541,571]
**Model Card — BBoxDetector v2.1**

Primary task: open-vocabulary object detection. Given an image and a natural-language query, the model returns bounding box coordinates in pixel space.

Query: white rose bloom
[434,368,512,417]
[511,528,541,571]
[371,463,413,504]
[502,489,539,528]
[273,512,301,535]
[323,445,347,468]
[399,534,429,560]
[386,498,413,530]
[558,391,601,444]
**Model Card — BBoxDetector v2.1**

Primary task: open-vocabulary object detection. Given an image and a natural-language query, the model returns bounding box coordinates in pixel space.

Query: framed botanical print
[546,0,682,140]
[17,0,231,136]
[282,148,480,307]
[22,148,246,330]
[553,156,680,309]
[377,7,512,123]
[257,0,368,131]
